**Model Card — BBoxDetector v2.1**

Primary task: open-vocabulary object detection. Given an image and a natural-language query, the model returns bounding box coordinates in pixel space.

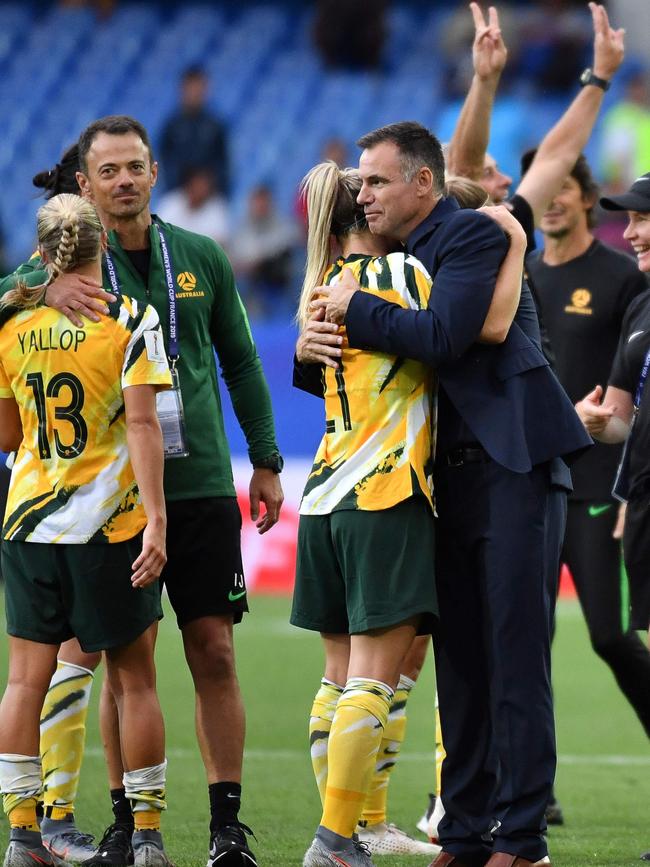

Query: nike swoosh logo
[588,504,612,517]
[228,590,247,601]
[27,855,50,866]
[628,331,644,342]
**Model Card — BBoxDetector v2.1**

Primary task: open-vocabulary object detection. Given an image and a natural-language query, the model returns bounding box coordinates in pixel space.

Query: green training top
[0,218,279,501]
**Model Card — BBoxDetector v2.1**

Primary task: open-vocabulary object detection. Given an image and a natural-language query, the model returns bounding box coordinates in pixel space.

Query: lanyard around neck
[634,347,650,411]
[103,220,179,364]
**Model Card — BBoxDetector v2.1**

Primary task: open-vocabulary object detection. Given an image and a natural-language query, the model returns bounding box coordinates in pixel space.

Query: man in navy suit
[296,122,591,867]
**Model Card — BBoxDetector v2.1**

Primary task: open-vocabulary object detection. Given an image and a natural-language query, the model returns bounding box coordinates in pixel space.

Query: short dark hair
[357,121,445,192]
[77,115,154,173]
[521,148,599,228]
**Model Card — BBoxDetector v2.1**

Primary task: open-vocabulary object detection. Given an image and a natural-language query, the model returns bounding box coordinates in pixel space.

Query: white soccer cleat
[427,795,445,843]
[356,823,441,856]
[416,793,436,837]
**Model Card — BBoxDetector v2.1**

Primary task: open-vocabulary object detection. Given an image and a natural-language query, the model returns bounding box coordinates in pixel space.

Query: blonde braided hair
[51,214,80,278]
[1,193,103,311]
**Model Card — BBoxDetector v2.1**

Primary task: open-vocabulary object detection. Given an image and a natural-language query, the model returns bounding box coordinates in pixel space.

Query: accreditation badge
[156,366,189,459]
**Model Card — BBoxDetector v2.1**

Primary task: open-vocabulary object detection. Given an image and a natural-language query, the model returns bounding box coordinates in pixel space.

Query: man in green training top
[2,115,283,867]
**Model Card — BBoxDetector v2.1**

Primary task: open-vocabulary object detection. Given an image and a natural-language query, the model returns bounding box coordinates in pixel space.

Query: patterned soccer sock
[133,810,160,832]
[0,755,43,827]
[111,787,134,830]
[309,679,344,805]
[359,674,414,827]
[8,801,39,831]
[124,761,167,829]
[434,692,446,797]
[321,678,393,838]
[40,661,94,817]
[208,781,241,833]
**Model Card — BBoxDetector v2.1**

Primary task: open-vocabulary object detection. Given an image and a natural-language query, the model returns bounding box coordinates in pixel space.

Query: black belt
[444,444,490,467]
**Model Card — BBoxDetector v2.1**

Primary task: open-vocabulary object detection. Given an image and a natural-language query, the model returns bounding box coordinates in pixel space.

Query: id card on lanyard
[612,345,650,503]
[104,223,189,459]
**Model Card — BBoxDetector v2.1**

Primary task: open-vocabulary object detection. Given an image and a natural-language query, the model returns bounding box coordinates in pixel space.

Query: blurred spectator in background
[516,0,592,93]
[441,0,591,99]
[440,2,518,98]
[231,185,300,318]
[58,0,115,19]
[600,59,650,192]
[157,167,230,248]
[595,60,650,251]
[321,137,349,170]
[159,66,229,195]
[313,0,386,70]
[447,1,624,257]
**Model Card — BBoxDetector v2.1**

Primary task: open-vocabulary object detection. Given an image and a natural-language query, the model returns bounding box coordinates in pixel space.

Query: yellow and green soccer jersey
[0,295,172,543]
[300,252,436,515]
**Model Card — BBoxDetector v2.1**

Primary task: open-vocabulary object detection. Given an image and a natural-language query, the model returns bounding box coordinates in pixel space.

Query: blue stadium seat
[0,1,615,269]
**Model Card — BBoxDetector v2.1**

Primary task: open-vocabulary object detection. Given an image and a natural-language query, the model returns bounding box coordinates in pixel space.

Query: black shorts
[160,497,248,628]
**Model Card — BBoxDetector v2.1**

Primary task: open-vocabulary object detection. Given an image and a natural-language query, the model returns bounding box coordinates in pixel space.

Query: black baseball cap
[600,173,650,212]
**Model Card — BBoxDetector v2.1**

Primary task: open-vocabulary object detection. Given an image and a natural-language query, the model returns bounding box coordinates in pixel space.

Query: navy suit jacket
[341,197,591,475]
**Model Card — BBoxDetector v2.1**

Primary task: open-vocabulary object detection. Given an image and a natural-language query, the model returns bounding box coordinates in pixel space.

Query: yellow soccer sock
[134,810,160,832]
[359,674,414,827]
[0,755,42,823]
[8,801,39,831]
[434,693,446,797]
[321,678,393,839]
[41,661,94,815]
[309,679,344,806]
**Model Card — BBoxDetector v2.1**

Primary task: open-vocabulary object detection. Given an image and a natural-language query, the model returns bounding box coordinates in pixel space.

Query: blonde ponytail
[444,175,490,209]
[297,162,341,330]
[1,194,102,311]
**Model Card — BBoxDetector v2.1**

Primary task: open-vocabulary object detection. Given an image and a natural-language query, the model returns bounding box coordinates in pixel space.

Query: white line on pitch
[82,747,650,765]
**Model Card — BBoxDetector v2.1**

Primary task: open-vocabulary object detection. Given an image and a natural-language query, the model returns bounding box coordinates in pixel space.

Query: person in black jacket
[298,121,590,867]
[159,66,229,196]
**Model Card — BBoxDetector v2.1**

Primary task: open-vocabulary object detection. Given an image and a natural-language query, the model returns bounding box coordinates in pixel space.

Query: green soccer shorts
[291,495,437,635]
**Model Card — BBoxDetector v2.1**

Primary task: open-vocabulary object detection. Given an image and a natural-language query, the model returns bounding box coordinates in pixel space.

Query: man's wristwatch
[252,453,284,473]
[579,68,610,91]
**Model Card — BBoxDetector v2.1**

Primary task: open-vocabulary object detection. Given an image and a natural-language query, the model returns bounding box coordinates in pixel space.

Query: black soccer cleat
[206,823,257,866]
[82,824,134,867]
[544,796,565,826]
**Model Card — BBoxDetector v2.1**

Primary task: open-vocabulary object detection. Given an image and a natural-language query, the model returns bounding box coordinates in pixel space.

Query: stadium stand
[0,0,613,273]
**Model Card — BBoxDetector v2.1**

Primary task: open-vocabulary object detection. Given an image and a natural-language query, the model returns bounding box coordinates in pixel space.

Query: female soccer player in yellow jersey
[292,164,526,867]
[0,194,173,867]
[12,144,112,864]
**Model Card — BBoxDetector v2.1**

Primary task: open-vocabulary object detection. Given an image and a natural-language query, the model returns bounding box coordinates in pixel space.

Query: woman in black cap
[576,173,650,862]
[576,171,650,641]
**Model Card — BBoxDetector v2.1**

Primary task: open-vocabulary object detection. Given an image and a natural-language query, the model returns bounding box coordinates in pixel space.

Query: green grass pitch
[0,593,648,866]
